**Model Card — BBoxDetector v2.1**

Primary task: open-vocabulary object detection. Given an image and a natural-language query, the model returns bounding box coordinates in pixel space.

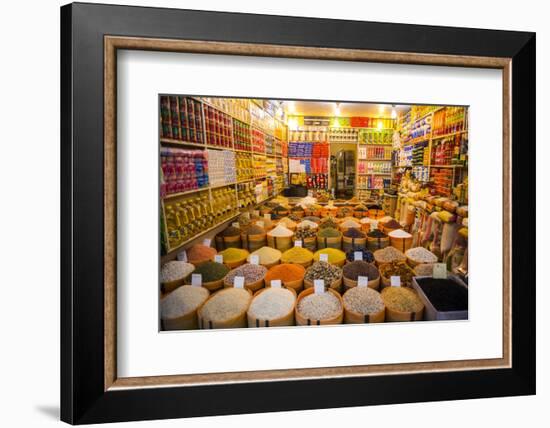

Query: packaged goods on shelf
[160,147,208,196]
[252,154,267,178]
[233,119,251,152]
[357,160,392,175]
[432,106,465,136]
[207,149,236,186]
[357,175,391,190]
[160,95,204,142]
[252,128,266,153]
[328,127,358,142]
[358,129,393,145]
[236,152,254,182]
[203,104,232,148]
[289,126,327,142]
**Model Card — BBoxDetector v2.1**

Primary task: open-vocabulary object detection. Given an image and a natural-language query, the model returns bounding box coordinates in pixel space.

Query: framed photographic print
[61,2,536,424]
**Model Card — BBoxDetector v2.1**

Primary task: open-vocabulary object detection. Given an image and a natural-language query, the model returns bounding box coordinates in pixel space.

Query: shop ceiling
[283,101,410,118]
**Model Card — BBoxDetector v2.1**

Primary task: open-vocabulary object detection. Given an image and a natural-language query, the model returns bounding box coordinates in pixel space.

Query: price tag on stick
[256,221,264,229]
[354,251,363,261]
[358,276,369,288]
[270,279,282,289]
[295,240,303,247]
[433,263,448,279]
[177,250,188,262]
[264,213,271,221]
[232,222,240,228]
[314,279,325,295]
[191,274,202,287]
[390,276,401,287]
[203,238,211,247]
[319,253,329,263]
[250,255,260,265]
[214,255,223,264]
[234,276,245,289]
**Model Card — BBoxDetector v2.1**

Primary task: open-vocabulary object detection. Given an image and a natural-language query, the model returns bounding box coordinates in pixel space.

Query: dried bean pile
[342,261,379,281]
[223,263,267,287]
[343,287,384,315]
[161,285,209,319]
[374,246,406,264]
[248,288,295,320]
[405,247,438,264]
[304,261,342,284]
[379,261,414,287]
[298,292,342,320]
[294,226,317,240]
[345,248,374,263]
[160,261,195,283]
[200,288,252,323]
[381,287,423,313]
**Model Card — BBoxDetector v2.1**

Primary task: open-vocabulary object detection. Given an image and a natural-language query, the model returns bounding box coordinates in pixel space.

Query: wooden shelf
[431,130,467,139]
[428,164,465,168]
[163,187,209,199]
[160,138,205,148]
[357,173,392,175]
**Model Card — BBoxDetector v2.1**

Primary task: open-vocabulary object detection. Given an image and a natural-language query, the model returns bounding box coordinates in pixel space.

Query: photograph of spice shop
[159,96,469,331]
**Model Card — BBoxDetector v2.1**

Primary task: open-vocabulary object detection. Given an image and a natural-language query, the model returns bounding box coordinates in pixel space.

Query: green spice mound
[189,261,230,283]
[317,227,341,238]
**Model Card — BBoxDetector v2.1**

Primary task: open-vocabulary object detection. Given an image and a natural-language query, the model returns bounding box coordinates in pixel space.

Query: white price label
[177,250,188,262]
[243,212,251,220]
[354,251,363,261]
[191,274,202,287]
[250,255,260,265]
[390,276,401,287]
[232,222,240,228]
[264,213,271,220]
[433,263,448,279]
[234,276,245,289]
[370,221,378,231]
[314,279,325,294]
[319,253,329,263]
[253,210,260,217]
[295,240,303,247]
[256,221,264,228]
[358,276,369,288]
[203,238,211,247]
[270,279,282,288]
[214,255,223,264]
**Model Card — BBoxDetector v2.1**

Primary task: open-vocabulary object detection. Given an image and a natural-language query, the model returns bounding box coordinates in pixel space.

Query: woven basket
[247,287,297,327]
[342,288,385,324]
[197,288,253,329]
[295,287,344,326]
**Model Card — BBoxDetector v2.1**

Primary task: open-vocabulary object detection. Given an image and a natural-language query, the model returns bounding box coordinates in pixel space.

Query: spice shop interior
[159,96,469,330]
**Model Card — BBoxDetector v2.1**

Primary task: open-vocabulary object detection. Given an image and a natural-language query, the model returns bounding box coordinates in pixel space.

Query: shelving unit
[394,105,468,196]
[160,95,288,255]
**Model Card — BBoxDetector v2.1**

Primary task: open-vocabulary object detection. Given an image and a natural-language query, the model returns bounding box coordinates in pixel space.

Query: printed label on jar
[390,276,401,287]
[314,279,325,295]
